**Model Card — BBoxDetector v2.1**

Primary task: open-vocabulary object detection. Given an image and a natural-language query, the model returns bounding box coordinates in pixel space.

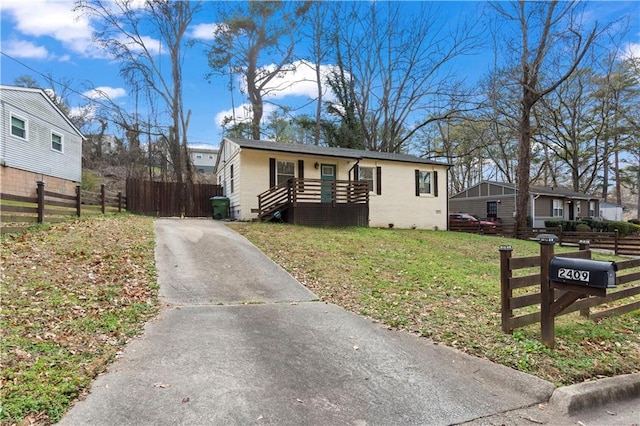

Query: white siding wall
[0,88,82,183]
[216,140,242,218]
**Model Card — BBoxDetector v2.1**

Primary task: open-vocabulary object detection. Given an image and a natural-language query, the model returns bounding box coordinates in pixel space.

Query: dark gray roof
[481,180,598,200]
[225,137,451,167]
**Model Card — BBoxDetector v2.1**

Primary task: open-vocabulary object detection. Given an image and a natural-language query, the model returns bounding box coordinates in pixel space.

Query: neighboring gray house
[0,85,84,197]
[189,147,218,174]
[449,181,600,228]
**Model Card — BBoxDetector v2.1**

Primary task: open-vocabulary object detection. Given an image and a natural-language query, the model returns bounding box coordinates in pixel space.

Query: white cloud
[83,86,127,100]
[2,39,50,59]
[190,23,222,41]
[214,103,278,128]
[620,42,640,60]
[238,60,338,102]
[1,0,100,58]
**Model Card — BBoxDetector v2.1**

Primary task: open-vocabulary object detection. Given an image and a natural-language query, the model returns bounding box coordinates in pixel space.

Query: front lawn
[0,215,159,425]
[231,222,640,386]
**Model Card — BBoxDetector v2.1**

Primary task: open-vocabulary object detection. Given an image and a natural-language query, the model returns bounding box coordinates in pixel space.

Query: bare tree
[75,0,201,185]
[490,1,598,231]
[206,1,310,140]
[328,2,481,153]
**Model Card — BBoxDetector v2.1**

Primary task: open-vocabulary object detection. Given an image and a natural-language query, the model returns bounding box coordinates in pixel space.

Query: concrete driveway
[59,218,555,425]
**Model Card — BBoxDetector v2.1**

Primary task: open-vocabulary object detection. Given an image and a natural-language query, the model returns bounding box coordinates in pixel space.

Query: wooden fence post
[538,234,557,349]
[117,192,122,213]
[614,229,619,255]
[557,225,563,245]
[76,185,81,217]
[101,184,106,214]
[579,240,591,318]
[499,245,514,333]
[37,181,45,223]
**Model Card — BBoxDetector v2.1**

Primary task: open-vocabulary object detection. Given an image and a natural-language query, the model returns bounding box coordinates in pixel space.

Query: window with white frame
[11,115,27,139]
[51,132,63,152]
[552,199,563,217]
[277,160,295,185]
[418,171,431,194]
[359,166,374,192]
[589,201,596,217]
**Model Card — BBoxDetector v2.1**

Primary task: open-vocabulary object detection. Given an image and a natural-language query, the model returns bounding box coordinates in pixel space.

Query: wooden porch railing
[258,178,369,221]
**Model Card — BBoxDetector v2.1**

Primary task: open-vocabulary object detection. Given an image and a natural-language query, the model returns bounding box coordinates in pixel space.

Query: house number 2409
[557,268,590,282]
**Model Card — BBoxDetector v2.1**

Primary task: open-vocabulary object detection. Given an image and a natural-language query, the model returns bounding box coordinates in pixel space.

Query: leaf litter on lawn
[1,215,159,425]
[230,222,640,387]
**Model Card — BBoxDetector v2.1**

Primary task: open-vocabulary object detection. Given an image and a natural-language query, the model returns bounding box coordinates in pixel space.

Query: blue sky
[1,1,639,149]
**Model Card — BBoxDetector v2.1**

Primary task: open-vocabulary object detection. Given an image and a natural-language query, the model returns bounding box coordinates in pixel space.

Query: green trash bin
[211,196,230,220]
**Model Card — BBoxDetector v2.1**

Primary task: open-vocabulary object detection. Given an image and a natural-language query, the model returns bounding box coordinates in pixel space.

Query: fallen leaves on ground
[1,215,159,425]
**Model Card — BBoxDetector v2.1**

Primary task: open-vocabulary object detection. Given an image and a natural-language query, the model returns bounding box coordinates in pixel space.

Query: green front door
[321,164,336,203]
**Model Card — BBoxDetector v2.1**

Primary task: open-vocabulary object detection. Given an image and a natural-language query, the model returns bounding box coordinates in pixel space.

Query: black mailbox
[550,257,616,289]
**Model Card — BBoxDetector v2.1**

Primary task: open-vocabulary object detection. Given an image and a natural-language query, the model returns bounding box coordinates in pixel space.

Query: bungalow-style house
[449,181,600,228]
[0,85,84,197]
[214,137,450,229]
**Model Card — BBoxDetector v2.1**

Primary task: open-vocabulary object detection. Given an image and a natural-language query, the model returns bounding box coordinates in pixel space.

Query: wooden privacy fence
[0,181,126,235]
[126,178,223,217]
[499,238,640,347]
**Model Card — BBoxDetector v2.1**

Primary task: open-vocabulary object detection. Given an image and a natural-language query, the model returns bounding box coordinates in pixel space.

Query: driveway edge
[549,372,640,414]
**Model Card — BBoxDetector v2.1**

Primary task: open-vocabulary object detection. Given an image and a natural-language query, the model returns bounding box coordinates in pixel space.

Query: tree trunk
[516,95,533,232]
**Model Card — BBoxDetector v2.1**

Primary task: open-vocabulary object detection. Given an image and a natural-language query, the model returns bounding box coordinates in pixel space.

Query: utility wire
[1,51,116,111]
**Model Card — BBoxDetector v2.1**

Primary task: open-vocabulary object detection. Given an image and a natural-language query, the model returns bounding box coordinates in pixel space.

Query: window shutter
[433,171,438,197]
[269,158,276,187]
[298,160,304,179]
[376,166,382,195]
[415,170,420,196]
[353,164,359,181]
[551,199,554,216]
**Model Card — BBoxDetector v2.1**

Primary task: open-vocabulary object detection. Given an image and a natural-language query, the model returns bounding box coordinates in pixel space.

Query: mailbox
[549,257,617,289]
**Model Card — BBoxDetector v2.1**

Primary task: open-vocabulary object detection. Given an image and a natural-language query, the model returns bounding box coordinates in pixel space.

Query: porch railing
[258,178,369,221]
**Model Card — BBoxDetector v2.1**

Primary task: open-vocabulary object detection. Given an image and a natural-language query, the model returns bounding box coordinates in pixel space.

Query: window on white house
[11,115,27,139]
[589,201,596,217]
[230,164,234,193]
[418,171,431,194]
[553,199,563,217]
[196,154,202,159]
[359,167,374,192]
[51,132,63,152]
[277,160,295,185]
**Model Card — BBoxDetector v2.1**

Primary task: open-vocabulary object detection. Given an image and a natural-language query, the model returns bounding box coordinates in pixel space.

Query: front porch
[257,178,369,227]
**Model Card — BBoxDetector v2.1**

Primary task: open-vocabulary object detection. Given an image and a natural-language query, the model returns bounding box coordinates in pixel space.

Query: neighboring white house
[214,137,451,229]
[189,147,218,174]
[599,201,624,221]
[0,85,84,197]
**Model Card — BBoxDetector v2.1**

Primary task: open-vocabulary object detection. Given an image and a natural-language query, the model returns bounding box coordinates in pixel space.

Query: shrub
[575,223,591,233]
[629,219,640,225]
[82,170,101,192]
[545,220,565,230]
[602,220,640,237]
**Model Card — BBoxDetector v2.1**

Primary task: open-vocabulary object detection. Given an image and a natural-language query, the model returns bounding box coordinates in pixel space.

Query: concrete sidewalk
[59,219,638,425]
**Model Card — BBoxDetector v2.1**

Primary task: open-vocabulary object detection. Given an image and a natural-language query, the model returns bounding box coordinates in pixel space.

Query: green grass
[230,222,640,386]
[0,215,159,425]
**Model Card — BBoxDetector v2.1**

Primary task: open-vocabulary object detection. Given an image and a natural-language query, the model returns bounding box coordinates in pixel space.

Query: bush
[575,223,591,233]
[82,170,101,192]
[580,217,607,232]
[629,219,640,225]
[604,220,639,237]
